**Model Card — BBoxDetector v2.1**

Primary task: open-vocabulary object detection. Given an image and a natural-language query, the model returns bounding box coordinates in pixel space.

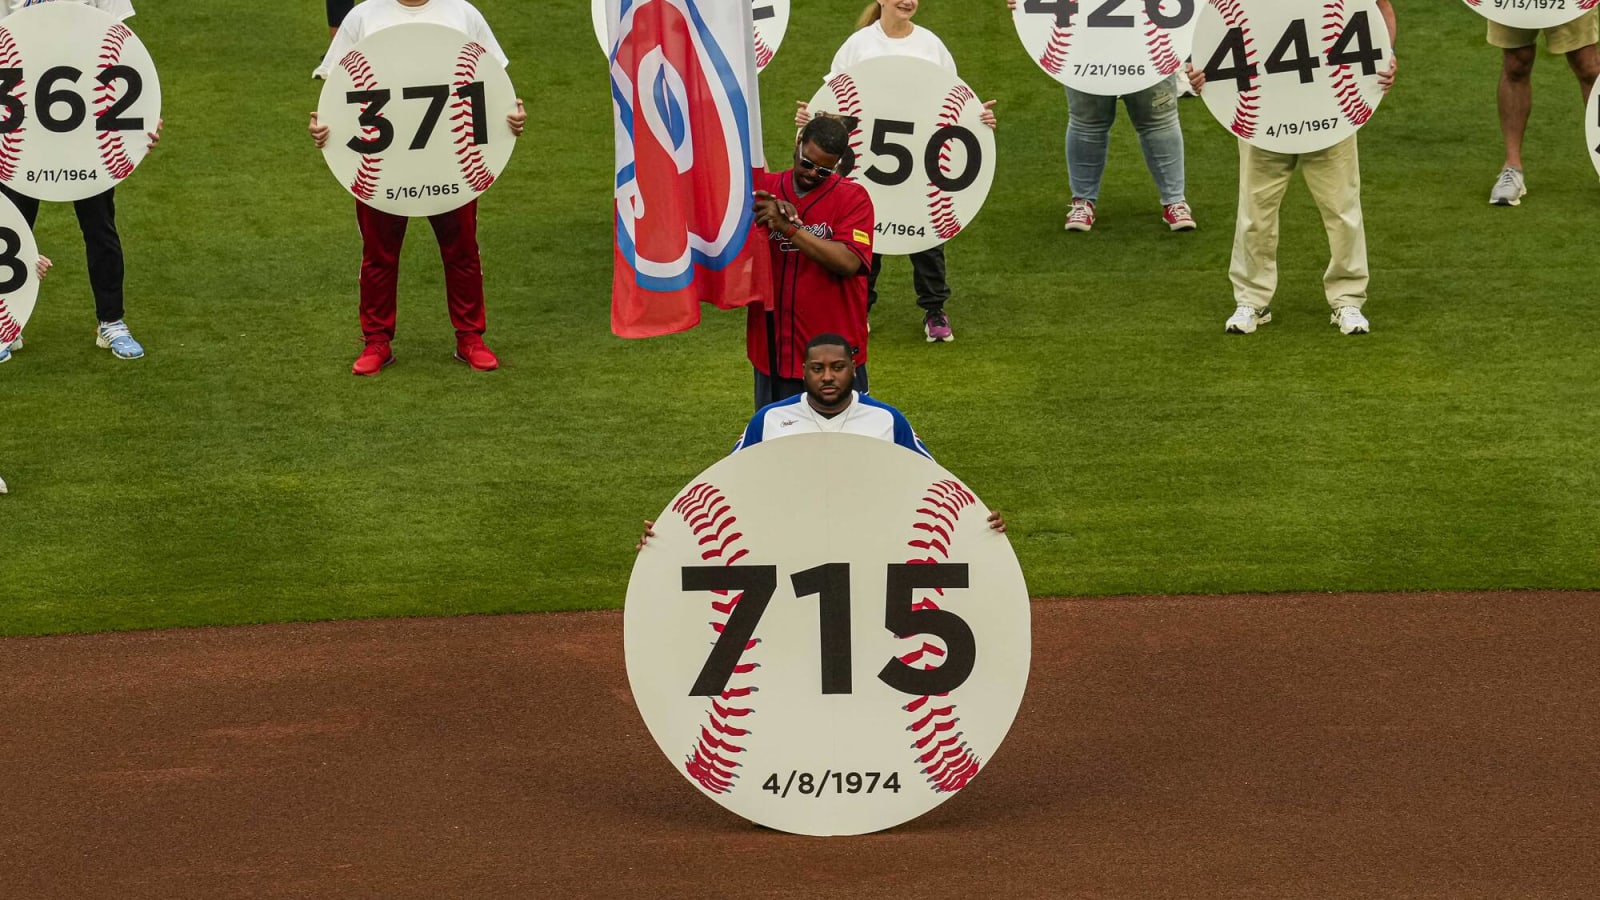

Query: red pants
[355,200,487,344]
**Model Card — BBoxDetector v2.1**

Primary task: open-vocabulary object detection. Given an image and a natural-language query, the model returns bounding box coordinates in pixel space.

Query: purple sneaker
[924,309,953,343]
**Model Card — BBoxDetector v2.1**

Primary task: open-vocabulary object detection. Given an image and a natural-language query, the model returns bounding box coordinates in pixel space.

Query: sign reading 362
[0,3,161,202]
[626,434,1031,836]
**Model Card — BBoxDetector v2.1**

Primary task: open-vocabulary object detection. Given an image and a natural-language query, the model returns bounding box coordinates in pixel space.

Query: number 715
[683,562,977,698]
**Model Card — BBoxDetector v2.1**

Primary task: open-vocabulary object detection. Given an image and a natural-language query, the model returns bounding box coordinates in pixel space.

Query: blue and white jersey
[0,0,134,20]
[734,392,932,459]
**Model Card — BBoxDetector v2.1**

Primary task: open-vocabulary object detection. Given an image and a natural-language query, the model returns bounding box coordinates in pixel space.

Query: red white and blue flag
[608,0,771,338]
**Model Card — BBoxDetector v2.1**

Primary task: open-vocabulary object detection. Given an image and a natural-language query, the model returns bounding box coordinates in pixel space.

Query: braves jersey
[0,0,132,20]
[747,169,873,379]
[315,0,508,80]
[734,392,931,459]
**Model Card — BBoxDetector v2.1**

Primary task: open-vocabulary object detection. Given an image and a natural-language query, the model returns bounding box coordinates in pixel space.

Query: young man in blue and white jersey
[637,333,1004,549]
[734,333,929,457]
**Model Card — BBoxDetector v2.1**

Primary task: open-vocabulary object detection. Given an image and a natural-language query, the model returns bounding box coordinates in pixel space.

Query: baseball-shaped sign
[807,57,997,256]
[316,23,517,217]
[1588,74,1600,179]
[1193,0,1392,154]
[0,4,162,203]
[0,191,39,348]
[1459,0,1596,30]
[1012,0,1200,96]
[627,433,1031,837]
[594,0,790,72]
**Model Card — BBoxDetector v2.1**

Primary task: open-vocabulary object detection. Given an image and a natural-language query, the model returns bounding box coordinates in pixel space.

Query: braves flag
[609,0,771,338]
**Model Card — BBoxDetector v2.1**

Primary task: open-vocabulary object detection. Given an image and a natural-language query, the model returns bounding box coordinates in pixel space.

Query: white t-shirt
[314,0,509,80]
[0,0,134,21]
[827,20,956,77]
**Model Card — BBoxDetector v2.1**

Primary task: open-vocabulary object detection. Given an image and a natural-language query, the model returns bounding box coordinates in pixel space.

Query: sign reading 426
[1012,0,1200,95]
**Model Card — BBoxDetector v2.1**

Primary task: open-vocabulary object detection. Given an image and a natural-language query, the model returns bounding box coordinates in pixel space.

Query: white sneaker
[1225,305,1270,334]
[1489,166,1525,206]
[0,333,19,364]
[1331,306,1370,335]
[0,473,7,494]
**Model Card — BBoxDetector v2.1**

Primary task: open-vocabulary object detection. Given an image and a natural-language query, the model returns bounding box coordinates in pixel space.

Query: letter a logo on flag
[609,0,771,338]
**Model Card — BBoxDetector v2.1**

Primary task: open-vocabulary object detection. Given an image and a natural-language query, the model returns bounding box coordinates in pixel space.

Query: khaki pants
[1230,136,1368,312]
[1487,10,1599,55]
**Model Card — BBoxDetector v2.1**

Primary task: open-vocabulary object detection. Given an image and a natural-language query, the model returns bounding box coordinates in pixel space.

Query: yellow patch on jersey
[853,229,871,246]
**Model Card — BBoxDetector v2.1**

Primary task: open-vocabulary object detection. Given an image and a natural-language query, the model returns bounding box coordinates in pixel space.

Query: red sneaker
[454,337,499,371]
[1162,201,1197,231]
[351,342,394,376]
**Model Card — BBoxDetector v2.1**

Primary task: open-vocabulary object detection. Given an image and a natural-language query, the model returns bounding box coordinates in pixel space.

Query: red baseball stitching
[1582,0,1598,11]
[1324,1,1374,126]
[754,31,774,69]
[670,482,758,795]
[1142,6,1182,76]
[825,72,865,165]
[1212,0,1261,139]
[94,25,136,181]
[0,300,19,345]
[1038,21,1074,76]
[925,85,974,241]
[340,50,384,202]
[900,479,983,794]
[0,27,24,183]
[451,42,496,193]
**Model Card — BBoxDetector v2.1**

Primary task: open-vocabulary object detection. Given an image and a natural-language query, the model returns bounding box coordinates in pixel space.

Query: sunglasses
[796,155,836,178]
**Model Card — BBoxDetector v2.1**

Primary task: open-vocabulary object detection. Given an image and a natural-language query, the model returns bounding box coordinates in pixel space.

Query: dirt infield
[2,592,1597,898]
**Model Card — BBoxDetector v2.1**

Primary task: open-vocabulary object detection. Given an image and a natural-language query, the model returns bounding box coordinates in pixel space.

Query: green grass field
[2,0,1598,636]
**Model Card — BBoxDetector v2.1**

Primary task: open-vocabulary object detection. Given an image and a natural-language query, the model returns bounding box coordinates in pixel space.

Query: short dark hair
[799,116,851,159]
[805,333,854,356]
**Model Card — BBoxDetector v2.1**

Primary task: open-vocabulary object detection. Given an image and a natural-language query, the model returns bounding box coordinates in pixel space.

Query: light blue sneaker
[0,334,20,364]
[96,320,144,359]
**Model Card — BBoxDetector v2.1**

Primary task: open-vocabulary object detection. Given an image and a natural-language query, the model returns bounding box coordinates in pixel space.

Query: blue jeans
[1065,80,1186,205]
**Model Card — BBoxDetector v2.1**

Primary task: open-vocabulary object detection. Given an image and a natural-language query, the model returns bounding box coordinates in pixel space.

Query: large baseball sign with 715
[0,3,162,203]
[626,434,1032,836]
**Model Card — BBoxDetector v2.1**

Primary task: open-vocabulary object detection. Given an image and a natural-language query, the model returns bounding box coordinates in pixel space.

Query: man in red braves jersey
[747,116,874,410]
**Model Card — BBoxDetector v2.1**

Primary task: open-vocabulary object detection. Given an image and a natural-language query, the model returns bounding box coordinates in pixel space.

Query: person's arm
[753,191,864,278]
[1376,0,1397,93]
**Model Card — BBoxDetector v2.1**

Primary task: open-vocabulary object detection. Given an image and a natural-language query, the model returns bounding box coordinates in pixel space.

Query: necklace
[803,393,856,433]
